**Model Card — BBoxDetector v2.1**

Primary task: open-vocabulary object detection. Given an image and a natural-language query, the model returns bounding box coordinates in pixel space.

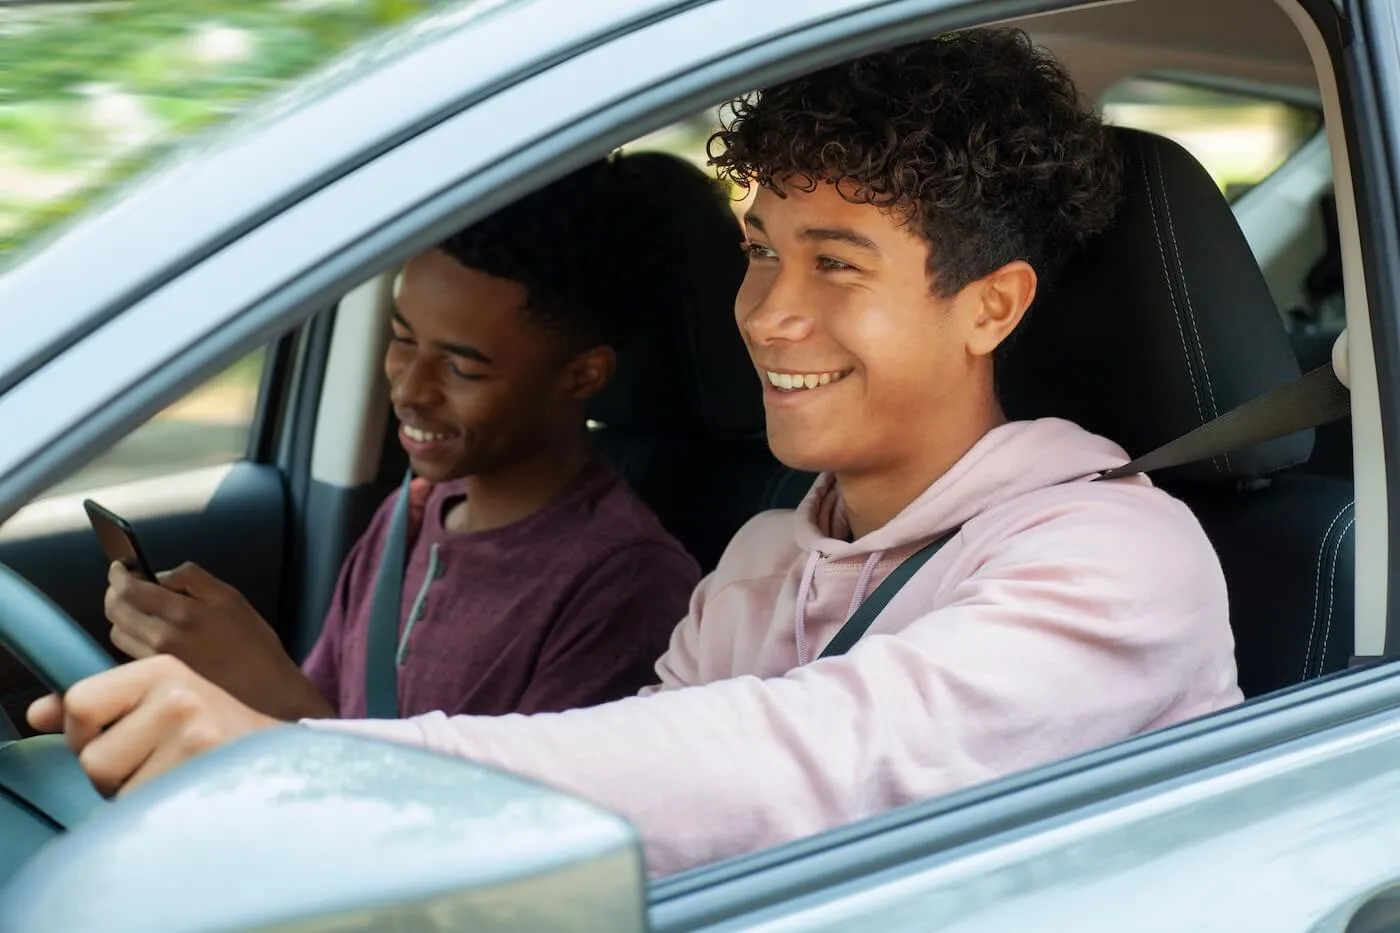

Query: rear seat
[587,151,807,570]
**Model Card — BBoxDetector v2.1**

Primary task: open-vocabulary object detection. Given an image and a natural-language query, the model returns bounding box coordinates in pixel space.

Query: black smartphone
[83,499,157,582]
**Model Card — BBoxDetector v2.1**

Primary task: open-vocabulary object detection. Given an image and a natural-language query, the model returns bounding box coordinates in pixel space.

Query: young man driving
[34,29,1242,877]
[97,154,714,720]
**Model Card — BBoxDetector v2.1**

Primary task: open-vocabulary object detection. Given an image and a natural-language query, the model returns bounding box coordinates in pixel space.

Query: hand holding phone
[83,500,157,583]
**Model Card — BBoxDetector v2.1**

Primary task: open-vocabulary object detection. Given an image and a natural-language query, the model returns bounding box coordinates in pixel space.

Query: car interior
[0,0,1365,862]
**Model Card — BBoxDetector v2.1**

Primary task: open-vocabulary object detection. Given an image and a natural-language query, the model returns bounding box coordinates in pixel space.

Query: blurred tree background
[0,0,440,263]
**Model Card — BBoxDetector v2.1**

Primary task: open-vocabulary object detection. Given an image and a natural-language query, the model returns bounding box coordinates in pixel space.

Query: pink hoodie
[307,417,1243,876]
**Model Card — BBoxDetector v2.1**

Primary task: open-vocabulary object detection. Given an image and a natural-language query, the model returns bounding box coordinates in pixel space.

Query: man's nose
[739,271,814,346]
[389,354,441,407]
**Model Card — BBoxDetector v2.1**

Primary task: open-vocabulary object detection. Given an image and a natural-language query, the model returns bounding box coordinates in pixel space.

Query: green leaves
[1,0,438,264]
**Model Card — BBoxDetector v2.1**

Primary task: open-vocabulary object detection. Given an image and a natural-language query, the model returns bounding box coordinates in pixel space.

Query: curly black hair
[708,28,1123,296]
[439,152,736,353]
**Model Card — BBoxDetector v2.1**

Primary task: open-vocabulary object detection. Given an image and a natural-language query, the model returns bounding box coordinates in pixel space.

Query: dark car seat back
[999,127,1355,696]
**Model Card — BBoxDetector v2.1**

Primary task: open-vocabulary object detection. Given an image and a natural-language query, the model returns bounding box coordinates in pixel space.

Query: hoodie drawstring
[795,549,886,665]
[793,549,822,665]
[845,551,885,621]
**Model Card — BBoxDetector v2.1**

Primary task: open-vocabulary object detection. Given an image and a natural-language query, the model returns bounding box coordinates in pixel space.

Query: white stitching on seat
[1140,139,1209,443]
[1315,512,1356,678]
[1153,147,1230,474]
[1304,502,1354,679]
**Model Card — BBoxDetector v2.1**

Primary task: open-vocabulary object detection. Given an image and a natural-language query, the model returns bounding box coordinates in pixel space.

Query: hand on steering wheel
[27,656,278,797]
[0,562,275,797]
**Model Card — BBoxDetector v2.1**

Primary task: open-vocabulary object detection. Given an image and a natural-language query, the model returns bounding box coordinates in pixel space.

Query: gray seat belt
[364,467,413,718]
[1098,364,1350,480]
[821,363,1351,659]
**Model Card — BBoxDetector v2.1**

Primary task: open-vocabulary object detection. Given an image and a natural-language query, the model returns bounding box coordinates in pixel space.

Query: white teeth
[763,370,849,392]
[404,425,449,442]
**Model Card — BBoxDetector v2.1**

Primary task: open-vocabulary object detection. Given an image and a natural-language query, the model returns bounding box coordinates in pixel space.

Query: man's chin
[765,431,840,475]
[407,457,468,483]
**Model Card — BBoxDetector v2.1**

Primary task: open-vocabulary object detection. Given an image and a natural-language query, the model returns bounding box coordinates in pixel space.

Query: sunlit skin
[737,180,1038,538]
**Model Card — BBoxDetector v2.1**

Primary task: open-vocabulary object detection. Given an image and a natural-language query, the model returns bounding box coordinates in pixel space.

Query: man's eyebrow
[391,309,492,364]
[743,213,766,234]
[437,340,492,365]
[799,226,882,256]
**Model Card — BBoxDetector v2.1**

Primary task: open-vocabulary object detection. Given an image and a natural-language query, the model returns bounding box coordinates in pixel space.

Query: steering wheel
[0,562,114,879]
[0,564,115,695]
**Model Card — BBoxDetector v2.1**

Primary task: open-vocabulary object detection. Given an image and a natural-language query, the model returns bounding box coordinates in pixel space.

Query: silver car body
[2,0,1399,929]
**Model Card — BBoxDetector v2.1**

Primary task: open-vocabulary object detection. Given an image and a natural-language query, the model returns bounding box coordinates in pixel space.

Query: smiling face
[385,249,610,483]
[736,181,1033,484]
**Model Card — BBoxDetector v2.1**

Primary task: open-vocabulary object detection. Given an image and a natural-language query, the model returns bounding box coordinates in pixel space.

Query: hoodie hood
[793,417,1137,559]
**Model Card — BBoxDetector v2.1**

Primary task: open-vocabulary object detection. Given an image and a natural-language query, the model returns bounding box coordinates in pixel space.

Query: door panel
[0,462,286,732]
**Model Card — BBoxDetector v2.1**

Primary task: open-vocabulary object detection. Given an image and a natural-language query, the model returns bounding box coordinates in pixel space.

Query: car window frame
[1346,0,1400,659]
[0,0,1398,924]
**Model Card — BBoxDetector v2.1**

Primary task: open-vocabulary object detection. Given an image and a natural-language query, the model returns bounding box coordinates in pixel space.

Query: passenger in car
[36,28,1242,877]
[98,155,710,720]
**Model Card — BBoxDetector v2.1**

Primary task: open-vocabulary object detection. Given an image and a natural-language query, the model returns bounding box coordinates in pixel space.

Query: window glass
[39,349,268,499]
[0,0,448,266]
[1099,76,1323,201]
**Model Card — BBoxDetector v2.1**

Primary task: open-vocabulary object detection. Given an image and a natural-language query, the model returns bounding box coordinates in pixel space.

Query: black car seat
[998,127,1355,698]
[586,151,806,571]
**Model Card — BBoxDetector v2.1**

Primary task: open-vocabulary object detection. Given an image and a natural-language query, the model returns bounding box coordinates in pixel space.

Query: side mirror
[0,727,647,932]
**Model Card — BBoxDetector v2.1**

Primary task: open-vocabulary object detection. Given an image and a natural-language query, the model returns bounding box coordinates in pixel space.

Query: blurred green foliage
[0,0,437,262]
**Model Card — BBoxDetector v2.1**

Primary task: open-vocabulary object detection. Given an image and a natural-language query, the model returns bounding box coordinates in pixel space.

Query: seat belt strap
[1097,364,1350,481]
[364,468,413,718]
[819,364,1351,660]
[818,529,960,659]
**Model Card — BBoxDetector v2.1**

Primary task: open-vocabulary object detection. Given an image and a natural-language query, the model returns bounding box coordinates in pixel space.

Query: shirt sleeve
[305,497,1237,877]
[514,543,699,714]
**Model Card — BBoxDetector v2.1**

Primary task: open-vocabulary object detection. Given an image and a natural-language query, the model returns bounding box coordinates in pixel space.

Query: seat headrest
[587,151,762,435]
[1000,127,1309,484]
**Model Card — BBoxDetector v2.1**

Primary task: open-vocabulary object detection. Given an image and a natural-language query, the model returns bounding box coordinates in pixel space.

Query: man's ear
[964,260,1038,359]
[565,345,617,401]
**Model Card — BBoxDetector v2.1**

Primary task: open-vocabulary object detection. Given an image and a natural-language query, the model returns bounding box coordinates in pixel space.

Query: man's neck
[838,400,1006,540]
[445,435,595,534]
